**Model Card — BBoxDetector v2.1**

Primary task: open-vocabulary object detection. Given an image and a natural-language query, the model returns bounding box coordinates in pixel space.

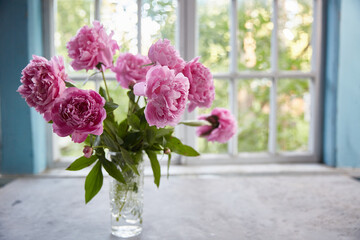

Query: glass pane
[101,0,138,54]
[238,0,272,71]
[58,136,84,158]
[55,0,94,75]
[237,79,270,152]
[141,0,177,55]
[277,78,310,152]
[100,81,129,122]
[278,0,313,71]
[197,79,229,154]
[198,0,230,73]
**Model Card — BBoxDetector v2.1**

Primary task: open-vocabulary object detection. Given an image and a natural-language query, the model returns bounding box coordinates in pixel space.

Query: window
[46,0,323,164]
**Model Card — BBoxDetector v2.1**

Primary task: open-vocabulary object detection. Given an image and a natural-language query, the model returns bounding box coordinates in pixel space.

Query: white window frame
[44,0,323,165]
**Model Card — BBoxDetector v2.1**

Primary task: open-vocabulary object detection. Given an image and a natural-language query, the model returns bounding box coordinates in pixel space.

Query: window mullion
[268,0,279,154]
[177,0,197,164]
[309,0,323,158]
[43,0,57,165]
[95,0,101,21]
[137,0,142,54]
[229,0,238,156]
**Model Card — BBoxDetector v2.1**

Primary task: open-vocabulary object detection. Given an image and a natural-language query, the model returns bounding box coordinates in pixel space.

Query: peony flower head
[148,39,185,74]
[66,20,119,71]
[135,65,189,128]
[51,87,106,143]
[196,108,237,143]
[111,53,151,89]
[17,55,67,121]
[183,57,215,112]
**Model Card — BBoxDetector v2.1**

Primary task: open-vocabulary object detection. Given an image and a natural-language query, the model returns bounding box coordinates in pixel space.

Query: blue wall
[0,0,47,174]
[323,0,360,167]
[335,0,360,167]
[323,0,341,166]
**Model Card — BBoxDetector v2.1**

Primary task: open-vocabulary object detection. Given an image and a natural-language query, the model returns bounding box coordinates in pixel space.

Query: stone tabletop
[1,174,360,240]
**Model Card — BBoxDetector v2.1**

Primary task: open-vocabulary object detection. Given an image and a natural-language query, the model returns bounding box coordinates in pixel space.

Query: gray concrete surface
[0,174,360,240]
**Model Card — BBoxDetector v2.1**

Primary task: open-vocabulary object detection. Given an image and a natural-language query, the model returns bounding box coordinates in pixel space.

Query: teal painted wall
[0,0,47,173]
[323,0,341,166]
[336,0,360,167]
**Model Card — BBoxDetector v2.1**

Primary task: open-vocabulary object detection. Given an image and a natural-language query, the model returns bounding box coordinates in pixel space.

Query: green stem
[133,96,140,112]
[118,189,128,217]
[92,145,108,149]
[101,70,111,100]
[140,62,155,68]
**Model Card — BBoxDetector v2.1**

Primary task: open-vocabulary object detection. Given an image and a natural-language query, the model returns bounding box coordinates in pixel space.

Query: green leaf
[104,101,119,113]
[118,119,128,139]
[145,127,157,146]
[128,114,140,130]
[66,155,98,171]
[115,135,124,145]
[84,161,103,204]
[99,87,108,101]
[101,131,119,151]
[120,147,139,175]
[179,120,212,127]
[84,135,92,145]
[155,128,174,138]
[134,152,143,165]
[93,135,101,147]
[149,144,162,151]
[48,120,53,124]
[65,81,76,88]
[145,150,161,187]
[123,132,142,149]
[104,118,118,137]
[101,159,126,184]
[127,90,136,102]
[166,136,200,156]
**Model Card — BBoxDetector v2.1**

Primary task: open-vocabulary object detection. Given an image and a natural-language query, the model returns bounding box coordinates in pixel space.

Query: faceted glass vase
[109,152,144,238]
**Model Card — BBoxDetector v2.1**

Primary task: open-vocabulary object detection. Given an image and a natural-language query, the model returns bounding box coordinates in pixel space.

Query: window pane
[278,0,313,71]
[100,81,129,122]
[277,78,310,152]
[141,0,177,55]
[238,79,270,152]
[55,0,94,75]
[197,79,229,154]
[101,0,138,54]
[198,0,230,73]
[238,0,272,71]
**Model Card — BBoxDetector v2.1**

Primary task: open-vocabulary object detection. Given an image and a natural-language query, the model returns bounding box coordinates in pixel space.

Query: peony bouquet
[17,21,237,204]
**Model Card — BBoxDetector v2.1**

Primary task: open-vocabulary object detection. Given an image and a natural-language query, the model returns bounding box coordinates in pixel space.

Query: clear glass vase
[108,152,144,238]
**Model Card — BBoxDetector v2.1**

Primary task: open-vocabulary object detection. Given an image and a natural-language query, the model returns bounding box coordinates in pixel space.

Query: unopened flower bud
[164,148,171,155]
[83,146,93,158]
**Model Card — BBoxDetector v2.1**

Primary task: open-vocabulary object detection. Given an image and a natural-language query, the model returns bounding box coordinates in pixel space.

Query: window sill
[38,163,338,178]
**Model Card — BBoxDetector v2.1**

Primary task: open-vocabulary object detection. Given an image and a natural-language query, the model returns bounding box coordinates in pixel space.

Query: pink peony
[67,21,119,71]
[196,108,237,143]
[51,87,106,143]
[137,65,189,128]
[111,53,151,89]
[83,146,93,158]
[17,55,67,121]
[148,39,185,73]
[183,57,215,112]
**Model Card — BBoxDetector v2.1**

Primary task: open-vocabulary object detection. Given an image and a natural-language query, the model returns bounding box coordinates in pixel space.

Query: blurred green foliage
[142,0,176,43]
[56,0,312,157]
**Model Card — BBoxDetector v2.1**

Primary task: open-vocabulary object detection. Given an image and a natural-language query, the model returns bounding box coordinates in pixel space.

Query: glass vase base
[111,225,142,238]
